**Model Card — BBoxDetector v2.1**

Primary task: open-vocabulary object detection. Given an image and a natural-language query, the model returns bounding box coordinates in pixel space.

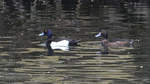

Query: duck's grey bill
[39,32,44,36]
[95,32,102,37]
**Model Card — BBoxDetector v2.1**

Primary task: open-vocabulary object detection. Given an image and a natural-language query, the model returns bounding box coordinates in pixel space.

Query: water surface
[0,0,150,84]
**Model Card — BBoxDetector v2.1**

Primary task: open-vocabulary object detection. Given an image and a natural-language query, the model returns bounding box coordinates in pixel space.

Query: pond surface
[0,0,150,84]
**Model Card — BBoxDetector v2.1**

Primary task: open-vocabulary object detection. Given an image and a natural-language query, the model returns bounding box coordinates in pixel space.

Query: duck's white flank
[39,40,70,51]
[51,40,69,51]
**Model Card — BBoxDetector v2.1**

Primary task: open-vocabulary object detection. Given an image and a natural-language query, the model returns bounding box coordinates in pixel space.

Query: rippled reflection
[0,0,150,84]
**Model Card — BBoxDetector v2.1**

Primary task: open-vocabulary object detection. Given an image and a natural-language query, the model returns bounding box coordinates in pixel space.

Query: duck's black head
[95,30,108,39]
[39,29,53,39]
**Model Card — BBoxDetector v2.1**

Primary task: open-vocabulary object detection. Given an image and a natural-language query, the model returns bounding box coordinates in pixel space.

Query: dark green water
[0,0,150,84]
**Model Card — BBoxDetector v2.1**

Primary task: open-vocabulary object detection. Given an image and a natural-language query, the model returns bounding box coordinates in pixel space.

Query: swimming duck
[39,29,79,55]
[95,30,138,48]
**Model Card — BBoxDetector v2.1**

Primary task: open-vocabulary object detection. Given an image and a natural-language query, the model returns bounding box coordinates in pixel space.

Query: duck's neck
[47,36,52,40]
[46,39,53,56]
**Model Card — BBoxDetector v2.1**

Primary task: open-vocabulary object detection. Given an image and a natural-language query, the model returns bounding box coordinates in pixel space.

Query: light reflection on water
[0,1,150,84]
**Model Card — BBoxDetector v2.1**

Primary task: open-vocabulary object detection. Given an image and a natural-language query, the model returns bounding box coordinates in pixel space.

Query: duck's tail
[130,39,140,47]
[69,40,80,46]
